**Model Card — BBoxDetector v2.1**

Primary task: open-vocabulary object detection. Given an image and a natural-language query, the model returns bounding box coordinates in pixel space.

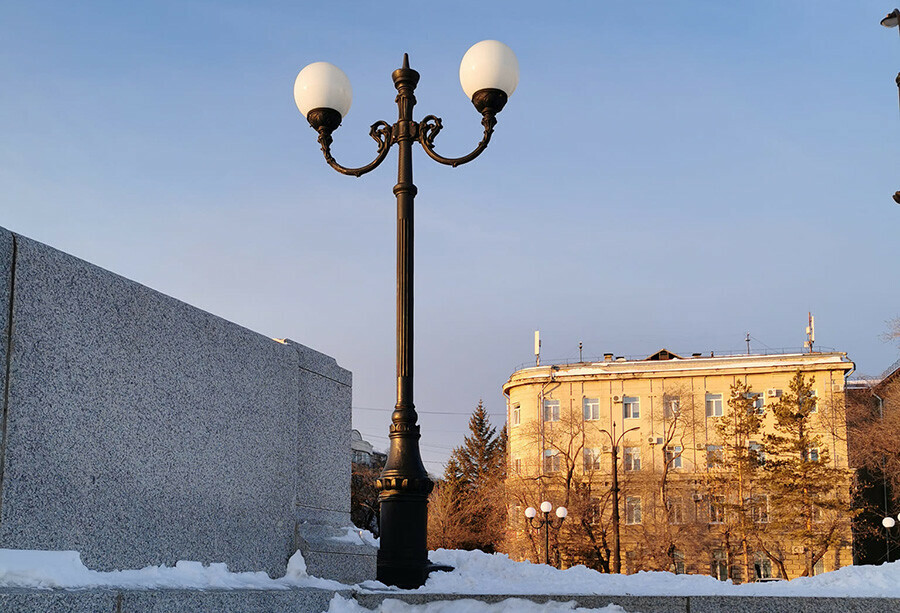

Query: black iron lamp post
[293,41,519,589]
[598,422,639,574]
[880,8,900,203]
[524,501,567,567]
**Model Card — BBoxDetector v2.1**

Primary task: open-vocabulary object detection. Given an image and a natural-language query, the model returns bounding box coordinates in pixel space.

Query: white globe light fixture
[556,506,568,519]
[540,501,553,514]
[884,516,896,529]
[459,40,518,116]
[293,62,353,136]
[524,507,537,519]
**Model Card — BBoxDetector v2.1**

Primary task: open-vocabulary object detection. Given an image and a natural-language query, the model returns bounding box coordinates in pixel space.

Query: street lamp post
[294,41,519,589]
[524,501,568,566]
[598,422,639,574]
[882,514,900,562]
[880,8,900,204]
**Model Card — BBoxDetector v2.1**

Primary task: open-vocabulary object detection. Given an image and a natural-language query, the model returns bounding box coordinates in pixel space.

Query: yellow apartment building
[503,349,855,581]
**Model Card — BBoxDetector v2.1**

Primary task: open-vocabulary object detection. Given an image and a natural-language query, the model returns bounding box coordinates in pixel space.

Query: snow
[0,548,345,591]
[325,595,626,613]
[3,533,900,612]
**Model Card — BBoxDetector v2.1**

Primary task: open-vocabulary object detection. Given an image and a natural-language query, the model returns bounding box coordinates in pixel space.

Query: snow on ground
[3,531,900,612]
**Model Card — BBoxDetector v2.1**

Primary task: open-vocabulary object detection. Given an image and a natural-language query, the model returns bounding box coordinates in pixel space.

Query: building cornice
[503,352,854,393]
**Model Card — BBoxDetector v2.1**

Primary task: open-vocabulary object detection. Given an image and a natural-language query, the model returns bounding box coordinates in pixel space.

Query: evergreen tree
[435,400,507,552]
[712,381,763,582]
[763,371,853,577]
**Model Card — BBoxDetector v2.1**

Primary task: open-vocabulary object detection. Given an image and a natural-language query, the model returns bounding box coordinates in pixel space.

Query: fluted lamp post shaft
[294,42,518,589]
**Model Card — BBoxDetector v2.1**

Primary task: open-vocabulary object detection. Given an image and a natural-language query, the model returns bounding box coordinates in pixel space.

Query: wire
[749,335,773,350]
[352,405,506,417]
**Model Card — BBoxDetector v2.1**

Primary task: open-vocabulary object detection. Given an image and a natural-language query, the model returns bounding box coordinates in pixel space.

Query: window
[588,497,601,524]
[583,447,602,471]
[809,389,818,413]
[673,550,685,575]
[664,397,681,419]
[709,495,726,524]
[665,445,683,469]
[745,392,764,414]
[542,399,560,423]
[749,441,765,467]
[806,447,820,463]
[813,557,825,576]
[625,496,642,524]
[711,550,728,581]
[668,500,685,525]
[754,553,773,581]
[583,397,600,421]
[623,396,640,419]
[543,449,560,472]
[624,446,641,471]
[706,445,723,469]
[705,393,723,417]
[512,404,521,426]
[750,494,769,523]
[513,458,522,474]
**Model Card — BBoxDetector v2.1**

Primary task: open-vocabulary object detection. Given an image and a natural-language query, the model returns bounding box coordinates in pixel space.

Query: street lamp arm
[417,112,497,168]
[316,119,394,178]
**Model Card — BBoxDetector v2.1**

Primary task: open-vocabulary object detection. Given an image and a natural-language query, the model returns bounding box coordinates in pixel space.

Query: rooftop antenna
[804,312,815,353]
[745,332,751,355]
[579,341,583,362]
[534,330,541,366]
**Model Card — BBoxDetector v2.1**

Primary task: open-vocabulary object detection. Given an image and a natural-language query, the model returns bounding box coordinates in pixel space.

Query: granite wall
[0,226,373,581]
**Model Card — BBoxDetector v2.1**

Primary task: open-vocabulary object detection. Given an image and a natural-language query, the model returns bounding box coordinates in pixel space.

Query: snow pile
[0,548,345,591]
[326,595,625,613]
[3,535,900,601]
[386,549,900,598]
[329,527,380,548]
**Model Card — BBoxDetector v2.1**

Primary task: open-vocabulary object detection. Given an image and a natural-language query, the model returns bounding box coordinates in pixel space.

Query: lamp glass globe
[524,506,537,519]
[884,516,896,528]
[540,501,553,513]
[294,62,353,118]
[459,40,519,99]
[556,506,568,519]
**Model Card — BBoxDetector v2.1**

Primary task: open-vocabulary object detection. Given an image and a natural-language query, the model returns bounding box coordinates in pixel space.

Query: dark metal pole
[611,431,621,574]
[544,510,550,565]
[375,55,433,590]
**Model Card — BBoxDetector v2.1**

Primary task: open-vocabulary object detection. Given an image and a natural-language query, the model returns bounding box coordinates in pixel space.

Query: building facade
[503,349,855,581]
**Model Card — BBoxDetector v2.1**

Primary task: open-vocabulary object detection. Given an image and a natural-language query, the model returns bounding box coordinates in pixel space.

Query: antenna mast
[804,313,815,353]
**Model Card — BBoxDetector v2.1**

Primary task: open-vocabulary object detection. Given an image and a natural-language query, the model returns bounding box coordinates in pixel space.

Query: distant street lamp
[525,501,568,566]
[598,422,639,574]
[293,41,518,589]
[883,514,900,561]
[879,8,900,204]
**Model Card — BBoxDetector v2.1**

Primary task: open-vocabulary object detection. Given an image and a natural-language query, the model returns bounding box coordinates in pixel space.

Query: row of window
[622,494,769,526]
[511,390,818,426]
[519,443,819,474]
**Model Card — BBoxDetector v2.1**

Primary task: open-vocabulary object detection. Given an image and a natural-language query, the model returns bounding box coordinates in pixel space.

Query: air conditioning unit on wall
[613,395,622,403]
[648,437,664,445]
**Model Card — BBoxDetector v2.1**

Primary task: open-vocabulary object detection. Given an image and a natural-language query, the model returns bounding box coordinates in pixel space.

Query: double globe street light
[294,41,519,589]
[525,501,568,567]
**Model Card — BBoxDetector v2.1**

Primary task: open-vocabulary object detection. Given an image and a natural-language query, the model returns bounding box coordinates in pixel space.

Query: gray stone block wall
[0,226,373,580]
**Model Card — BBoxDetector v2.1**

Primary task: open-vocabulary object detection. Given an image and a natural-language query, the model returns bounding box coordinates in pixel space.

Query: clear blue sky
[2,1,899,473]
